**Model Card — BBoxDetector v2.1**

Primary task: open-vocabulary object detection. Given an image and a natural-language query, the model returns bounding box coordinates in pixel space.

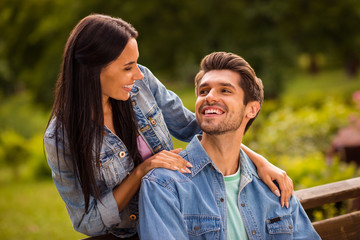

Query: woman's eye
[124,67,132,71]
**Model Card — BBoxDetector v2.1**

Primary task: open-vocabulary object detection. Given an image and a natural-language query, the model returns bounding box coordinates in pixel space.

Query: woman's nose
[135,65,144,80]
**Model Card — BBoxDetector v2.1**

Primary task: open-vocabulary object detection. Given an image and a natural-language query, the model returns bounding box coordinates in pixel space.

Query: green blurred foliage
[248,97,352,157]
[0,91,49,138]
[0,91,50,180]
[245,94,359,187]
[0,131,50,181]
[0,130,29,179]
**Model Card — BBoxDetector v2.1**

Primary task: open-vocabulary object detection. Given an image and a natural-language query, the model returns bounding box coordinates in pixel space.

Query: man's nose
[205,90,219,103]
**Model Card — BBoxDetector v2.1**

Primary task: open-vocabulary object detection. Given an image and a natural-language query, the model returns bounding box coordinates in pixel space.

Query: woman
[44,14,292,238]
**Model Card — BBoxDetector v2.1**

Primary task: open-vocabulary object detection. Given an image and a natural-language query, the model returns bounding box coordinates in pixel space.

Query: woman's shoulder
[44,117,58,139]
[43,118,67,148]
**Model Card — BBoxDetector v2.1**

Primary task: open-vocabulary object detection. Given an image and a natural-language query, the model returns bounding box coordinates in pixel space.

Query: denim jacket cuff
[97,190,120,227]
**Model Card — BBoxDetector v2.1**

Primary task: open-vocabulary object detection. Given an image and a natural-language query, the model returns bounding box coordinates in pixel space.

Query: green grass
[0,179,86,240]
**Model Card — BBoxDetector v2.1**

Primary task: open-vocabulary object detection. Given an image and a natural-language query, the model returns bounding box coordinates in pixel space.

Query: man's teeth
[205,109,222,114]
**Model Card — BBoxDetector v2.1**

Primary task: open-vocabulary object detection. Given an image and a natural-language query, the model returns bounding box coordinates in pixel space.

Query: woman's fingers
[276,172,293,208]
[257,162,294,208]
[144,150,192,173]
[263,177,281,197]
[170,148,182,154]
[282,176,293,208]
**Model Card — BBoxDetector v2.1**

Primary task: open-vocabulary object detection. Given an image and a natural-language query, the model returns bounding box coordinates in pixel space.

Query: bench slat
[295,177,360,209]
[313,210,360,240]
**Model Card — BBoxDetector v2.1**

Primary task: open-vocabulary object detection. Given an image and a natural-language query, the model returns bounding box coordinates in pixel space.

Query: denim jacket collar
[184,134,260,180]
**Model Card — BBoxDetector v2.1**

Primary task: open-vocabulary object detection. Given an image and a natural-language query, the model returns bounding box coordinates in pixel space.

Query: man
[138,52,320,239]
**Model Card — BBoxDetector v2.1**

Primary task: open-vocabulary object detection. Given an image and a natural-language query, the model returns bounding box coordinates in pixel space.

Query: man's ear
[245,101,260,119]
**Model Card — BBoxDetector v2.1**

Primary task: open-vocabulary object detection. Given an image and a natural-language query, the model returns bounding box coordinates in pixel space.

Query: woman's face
[100,38,144,103]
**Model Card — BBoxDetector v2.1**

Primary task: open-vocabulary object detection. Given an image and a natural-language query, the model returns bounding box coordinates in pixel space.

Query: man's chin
[201,126,227,136]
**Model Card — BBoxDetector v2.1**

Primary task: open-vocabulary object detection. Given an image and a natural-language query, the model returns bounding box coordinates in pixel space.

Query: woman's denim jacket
[44,65,200,237]
[138,135,321,240]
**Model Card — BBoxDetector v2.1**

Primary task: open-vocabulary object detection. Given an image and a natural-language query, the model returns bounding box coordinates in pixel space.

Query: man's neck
[200,131,243,176]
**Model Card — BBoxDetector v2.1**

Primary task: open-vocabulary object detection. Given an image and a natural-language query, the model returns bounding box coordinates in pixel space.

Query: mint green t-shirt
[224,169,249,240]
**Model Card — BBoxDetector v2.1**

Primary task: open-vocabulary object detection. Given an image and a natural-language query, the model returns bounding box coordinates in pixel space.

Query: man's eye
[222,89,231,93]
[199,90,208,95]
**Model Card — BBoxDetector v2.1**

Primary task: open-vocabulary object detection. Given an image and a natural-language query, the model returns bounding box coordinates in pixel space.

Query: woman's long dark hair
[48,14,141,211]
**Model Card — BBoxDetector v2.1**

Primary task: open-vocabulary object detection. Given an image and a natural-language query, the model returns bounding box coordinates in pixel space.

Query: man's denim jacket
[44,65,200,237]
[138,135,321,240]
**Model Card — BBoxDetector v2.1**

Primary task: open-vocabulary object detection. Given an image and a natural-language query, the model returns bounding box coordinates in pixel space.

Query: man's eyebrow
[198,82,209,88]
[219,82,236,89]
[199,82,236,89]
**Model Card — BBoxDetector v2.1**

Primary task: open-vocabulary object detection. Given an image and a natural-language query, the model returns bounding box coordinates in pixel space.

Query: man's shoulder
[143,167,191,188]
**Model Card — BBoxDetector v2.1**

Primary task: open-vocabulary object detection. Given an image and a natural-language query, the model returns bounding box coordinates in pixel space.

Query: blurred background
[0,0,359,239]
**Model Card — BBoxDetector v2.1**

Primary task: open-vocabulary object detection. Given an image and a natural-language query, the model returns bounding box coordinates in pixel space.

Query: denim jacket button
[119,151,126,158]
[289,225,293,229]
[252,230,256,235]
[220,198,224,202]
[130,214,137,221]
[241,203,245,207]
[150,119,156,125]
[194,226,199,231]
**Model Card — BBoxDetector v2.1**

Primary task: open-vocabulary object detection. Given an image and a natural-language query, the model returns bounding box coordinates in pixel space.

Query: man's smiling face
[195,69,246,135]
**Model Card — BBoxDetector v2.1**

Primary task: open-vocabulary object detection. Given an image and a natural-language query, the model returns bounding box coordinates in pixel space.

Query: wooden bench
[295,177,360,240]
[85,177,360,240]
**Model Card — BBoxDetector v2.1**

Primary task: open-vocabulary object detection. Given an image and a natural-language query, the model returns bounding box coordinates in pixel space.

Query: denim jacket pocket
[184,215,221,238]
[266,214,294,239]
[142,105,173,152]
[99,150,127,189]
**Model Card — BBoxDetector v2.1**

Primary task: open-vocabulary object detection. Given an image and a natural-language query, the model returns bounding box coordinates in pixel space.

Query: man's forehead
[199,70,241,87]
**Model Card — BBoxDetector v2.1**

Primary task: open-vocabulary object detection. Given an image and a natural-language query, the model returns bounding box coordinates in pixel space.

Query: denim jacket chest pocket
[131,86,173,153]
[184,215,221,240]
[98,137,134,189]
[266,214,294,239]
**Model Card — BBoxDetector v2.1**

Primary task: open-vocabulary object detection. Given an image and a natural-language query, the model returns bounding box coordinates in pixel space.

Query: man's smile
[200,105,226,116]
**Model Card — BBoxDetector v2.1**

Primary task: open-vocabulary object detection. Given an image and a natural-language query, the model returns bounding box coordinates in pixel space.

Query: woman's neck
[103,98,115,133]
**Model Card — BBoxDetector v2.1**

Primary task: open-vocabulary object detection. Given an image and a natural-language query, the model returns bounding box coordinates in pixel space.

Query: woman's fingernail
[285,202,289,209]
[281,201,284,208]
[185,168,191,173]
[174,166,179,170]
[273,190,281,197]
[187,162,193,168]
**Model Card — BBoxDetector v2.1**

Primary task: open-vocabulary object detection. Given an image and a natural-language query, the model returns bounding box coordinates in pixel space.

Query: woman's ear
[245,101,260,119]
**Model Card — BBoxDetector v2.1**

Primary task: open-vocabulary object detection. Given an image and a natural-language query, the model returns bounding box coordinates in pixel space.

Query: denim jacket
[44,65,200,237]
[138,135,321,240]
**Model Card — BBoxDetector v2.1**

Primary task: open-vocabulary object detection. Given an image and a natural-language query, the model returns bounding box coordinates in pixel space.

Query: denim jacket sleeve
[44,125,121,237]
[138,65,201,142]
[138,171,189,240]
[290,195,321,239]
